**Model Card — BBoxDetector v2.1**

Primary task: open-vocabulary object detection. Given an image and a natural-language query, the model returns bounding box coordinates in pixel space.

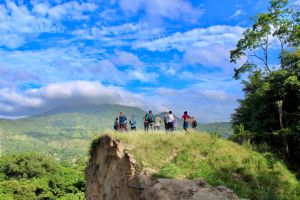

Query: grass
[93,129,300,200]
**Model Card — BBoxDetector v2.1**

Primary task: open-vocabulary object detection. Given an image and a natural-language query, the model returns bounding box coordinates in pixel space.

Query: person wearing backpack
[181,111,191,132]
[129,115,137,131]
[144,110,155,132]
[119,112,127,132]
[113,117,119,131]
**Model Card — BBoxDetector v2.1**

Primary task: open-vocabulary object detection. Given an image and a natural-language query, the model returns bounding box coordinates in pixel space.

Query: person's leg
[184,122,189,133]
[167,122,171,132]
[183,122,187,132]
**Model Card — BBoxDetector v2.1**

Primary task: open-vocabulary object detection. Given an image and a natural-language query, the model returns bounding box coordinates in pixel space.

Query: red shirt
[181,114,190,120]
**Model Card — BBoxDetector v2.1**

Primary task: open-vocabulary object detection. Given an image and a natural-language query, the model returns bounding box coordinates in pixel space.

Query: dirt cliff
[85,135,241,200]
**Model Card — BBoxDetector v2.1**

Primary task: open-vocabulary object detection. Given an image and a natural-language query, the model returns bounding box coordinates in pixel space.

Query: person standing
[119,112,127,132]
[173,116,178,131]
[144,110,155,132]
[164,112,168,132]
[154,115,161,130]
[113,117,119,131]
[129,115,137,131]
[191,116,198,129]
[181,111,191,132]
[143,116,148,131]
[166,111,175,132]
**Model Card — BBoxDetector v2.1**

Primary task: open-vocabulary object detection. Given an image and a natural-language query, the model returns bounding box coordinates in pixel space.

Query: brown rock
[85,135,241,200]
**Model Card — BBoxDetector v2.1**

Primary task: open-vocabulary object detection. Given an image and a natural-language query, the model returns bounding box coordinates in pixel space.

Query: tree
[230,0,300,169]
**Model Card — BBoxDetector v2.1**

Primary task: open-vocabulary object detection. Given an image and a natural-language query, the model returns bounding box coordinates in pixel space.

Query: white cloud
[0,102,14,113]
[0,46,158,87]
[0,89,43,108]
[27,81,142,104]
[203,90,231,100]
[143,83,239,122]
[0,1,98,48]
[184,45,230,68]
[230,9,244,19]
[113,50,145,68]
[72,23,165,46]
[0,78,241,122]
[112,50,159,82]
[46,1,98,20]
[135,25,245,51]
[135,25,245,68]
[119,0,204,22]
[294,0,300,6]
[0,81,144,117]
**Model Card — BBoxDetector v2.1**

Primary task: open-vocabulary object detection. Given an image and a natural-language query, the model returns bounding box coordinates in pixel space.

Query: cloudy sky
[0,0,297,122]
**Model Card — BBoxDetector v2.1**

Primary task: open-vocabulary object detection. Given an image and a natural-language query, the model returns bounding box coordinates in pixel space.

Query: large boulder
[85,135,240,200]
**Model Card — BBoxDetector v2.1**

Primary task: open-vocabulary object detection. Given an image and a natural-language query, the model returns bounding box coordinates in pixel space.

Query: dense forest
[230,0,300,171]
[0,153,85,200]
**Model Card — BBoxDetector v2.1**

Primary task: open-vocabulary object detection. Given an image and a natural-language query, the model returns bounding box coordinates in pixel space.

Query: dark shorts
[183,122,189,129]
[167,122,174,130]
[120,124,127,130]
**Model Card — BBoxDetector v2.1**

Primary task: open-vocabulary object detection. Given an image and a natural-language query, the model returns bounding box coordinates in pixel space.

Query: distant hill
[0,104,232,160]
[198,122,233,138]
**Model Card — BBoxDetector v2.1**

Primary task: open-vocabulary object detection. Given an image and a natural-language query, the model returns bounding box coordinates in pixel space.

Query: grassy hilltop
[1,130,299,200]
[91,130,300,200]
[0,104,232,160]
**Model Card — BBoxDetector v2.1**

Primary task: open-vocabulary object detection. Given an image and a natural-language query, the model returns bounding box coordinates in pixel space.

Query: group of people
[113,110,197,132]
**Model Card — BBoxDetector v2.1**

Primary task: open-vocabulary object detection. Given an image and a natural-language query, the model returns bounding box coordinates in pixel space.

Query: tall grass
[93,130,300,200]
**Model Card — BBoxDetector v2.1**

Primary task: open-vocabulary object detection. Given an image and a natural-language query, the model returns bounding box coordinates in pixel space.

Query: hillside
[87,131,300,200]
[0,152,85,200]
[198,122,233,137]
[0,104,146,160]
[0,104,232,160]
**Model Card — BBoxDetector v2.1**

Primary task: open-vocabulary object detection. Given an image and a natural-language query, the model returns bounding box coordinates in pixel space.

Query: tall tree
[230,0,300,169]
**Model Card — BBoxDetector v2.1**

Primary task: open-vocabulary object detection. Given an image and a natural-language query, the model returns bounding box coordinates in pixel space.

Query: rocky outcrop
[85,135,241,200]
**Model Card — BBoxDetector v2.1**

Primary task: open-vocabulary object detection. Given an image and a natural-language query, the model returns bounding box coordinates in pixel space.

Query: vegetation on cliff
[92,131,300,200]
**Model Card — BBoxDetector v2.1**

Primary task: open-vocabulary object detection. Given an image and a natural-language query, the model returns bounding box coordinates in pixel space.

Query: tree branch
[265,35,271,72]
[249,52,268,67]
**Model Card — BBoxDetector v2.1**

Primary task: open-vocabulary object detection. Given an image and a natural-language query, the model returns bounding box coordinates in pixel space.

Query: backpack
[146,113,154,122]
[130,119,136,127]
[192,120,197,127]
[119,116,127,125]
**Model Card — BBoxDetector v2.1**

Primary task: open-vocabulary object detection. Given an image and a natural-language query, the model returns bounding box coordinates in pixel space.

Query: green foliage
[230,0,300,171]
[198,122,233,138]
[0,153,85,200]
[101,131,300,200]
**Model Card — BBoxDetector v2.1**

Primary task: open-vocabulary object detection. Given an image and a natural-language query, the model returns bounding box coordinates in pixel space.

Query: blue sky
[0,0,298,122]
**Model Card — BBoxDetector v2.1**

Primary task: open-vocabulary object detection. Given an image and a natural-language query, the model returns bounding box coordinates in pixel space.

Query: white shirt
[166,114,175,123]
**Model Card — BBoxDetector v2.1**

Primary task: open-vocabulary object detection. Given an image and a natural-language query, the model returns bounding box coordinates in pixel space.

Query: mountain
[0,104,147,160]
[0,104,232,160]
